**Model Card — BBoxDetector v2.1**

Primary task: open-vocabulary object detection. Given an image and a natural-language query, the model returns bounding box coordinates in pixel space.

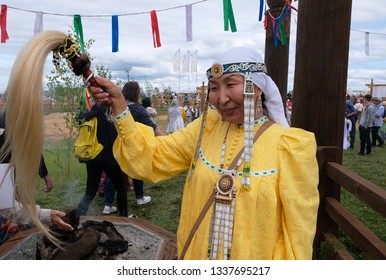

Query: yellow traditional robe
[113,109,319,260]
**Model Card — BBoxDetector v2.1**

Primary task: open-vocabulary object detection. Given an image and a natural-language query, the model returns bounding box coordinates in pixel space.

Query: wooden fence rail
[315,146,386,259]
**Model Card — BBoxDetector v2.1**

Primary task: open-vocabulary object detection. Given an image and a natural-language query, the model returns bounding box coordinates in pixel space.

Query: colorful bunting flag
[33,12,43,35]
[186,5,193,41]
[73,15,85,52]
[223,0,237,32]
[150,10,161,48]
[258,0,265,22]
[0,4,9,43]
[365,32,369,56]
[112,15,119,52]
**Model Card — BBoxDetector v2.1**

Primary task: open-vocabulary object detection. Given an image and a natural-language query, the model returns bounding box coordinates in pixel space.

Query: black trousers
[359,125,372,154]
[77,161,128,217]
[349,119,356,148]
[371,126,384,146]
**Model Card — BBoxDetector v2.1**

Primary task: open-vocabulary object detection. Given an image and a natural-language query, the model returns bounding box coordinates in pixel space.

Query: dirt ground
[44,113,70,141]
[44,112,169,141]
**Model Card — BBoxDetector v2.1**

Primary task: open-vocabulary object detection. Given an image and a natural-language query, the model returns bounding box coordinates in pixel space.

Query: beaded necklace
[241,72,255,190]
[207,124,238,260]
[207,115,268,260]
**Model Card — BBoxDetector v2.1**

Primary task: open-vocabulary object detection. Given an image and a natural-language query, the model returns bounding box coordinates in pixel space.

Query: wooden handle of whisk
[82,69,113,106]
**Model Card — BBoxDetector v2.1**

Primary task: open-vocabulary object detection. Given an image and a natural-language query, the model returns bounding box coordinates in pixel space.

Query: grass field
[36,111,386,258]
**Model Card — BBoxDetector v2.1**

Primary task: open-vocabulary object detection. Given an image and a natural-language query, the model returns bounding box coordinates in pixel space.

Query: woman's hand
[88,76,127,116]
[50,210,74,231]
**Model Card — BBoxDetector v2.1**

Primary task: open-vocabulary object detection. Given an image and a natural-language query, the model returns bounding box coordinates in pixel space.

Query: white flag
[34,12,43,36]
[190,50,197,73]
[365,32,369,56]
[182,50,190,73]
[186,5,193,41]
[172,49,180,72]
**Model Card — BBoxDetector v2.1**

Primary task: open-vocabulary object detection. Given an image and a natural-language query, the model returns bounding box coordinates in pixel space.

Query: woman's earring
[255,95,263,119]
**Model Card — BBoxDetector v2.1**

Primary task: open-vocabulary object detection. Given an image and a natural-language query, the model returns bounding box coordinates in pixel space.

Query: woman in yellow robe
[89,47,320,260]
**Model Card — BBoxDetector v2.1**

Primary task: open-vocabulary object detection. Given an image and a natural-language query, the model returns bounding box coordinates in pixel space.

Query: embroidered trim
[238,115,268,127]
[206,62,268,79]
[199,149,278,177]
[114,107,130,120]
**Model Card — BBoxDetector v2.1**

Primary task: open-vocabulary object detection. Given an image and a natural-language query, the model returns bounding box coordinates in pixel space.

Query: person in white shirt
[142,96,158,125]
[183,102,195,125]
[343,117,352,150]
[353,97,364,125]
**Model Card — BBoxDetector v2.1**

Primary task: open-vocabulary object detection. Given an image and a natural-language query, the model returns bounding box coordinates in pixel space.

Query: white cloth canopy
[373,86,386,98]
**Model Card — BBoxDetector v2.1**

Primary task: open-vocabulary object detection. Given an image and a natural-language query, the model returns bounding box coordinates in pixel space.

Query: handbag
[73,117,103,161]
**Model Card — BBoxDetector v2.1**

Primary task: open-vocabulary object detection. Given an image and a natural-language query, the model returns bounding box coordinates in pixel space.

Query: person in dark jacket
[76,103,128,217]
[123,81,164,205]
[102,81,163,210]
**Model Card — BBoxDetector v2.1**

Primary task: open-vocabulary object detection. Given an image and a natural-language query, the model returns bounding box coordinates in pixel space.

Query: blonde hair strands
[1,31,68,243]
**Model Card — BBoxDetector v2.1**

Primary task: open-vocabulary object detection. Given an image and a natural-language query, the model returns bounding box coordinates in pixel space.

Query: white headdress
[206,46,289,128]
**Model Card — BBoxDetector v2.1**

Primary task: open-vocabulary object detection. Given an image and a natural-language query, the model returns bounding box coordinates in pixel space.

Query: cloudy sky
[0,0,386,95]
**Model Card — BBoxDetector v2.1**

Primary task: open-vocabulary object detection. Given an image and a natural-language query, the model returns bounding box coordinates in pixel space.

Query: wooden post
[291,1,352,148]
[200,82,206,113]
[265,0,292,109]
[366,78,374,96]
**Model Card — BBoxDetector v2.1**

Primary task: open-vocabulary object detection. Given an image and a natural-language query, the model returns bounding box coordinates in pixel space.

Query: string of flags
[0,0,274,45]
[0,1,384,56]
[0,1,289,47]
[0,1,297,47]
[0,1,206,48]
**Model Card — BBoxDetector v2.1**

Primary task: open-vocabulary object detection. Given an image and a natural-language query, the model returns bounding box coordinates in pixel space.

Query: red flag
[150,10,161,48]
[1,5,10,43]
[285,0,298,12]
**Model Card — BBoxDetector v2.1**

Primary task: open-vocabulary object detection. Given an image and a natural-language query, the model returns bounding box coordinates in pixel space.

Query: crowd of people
[344,93,385,155]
